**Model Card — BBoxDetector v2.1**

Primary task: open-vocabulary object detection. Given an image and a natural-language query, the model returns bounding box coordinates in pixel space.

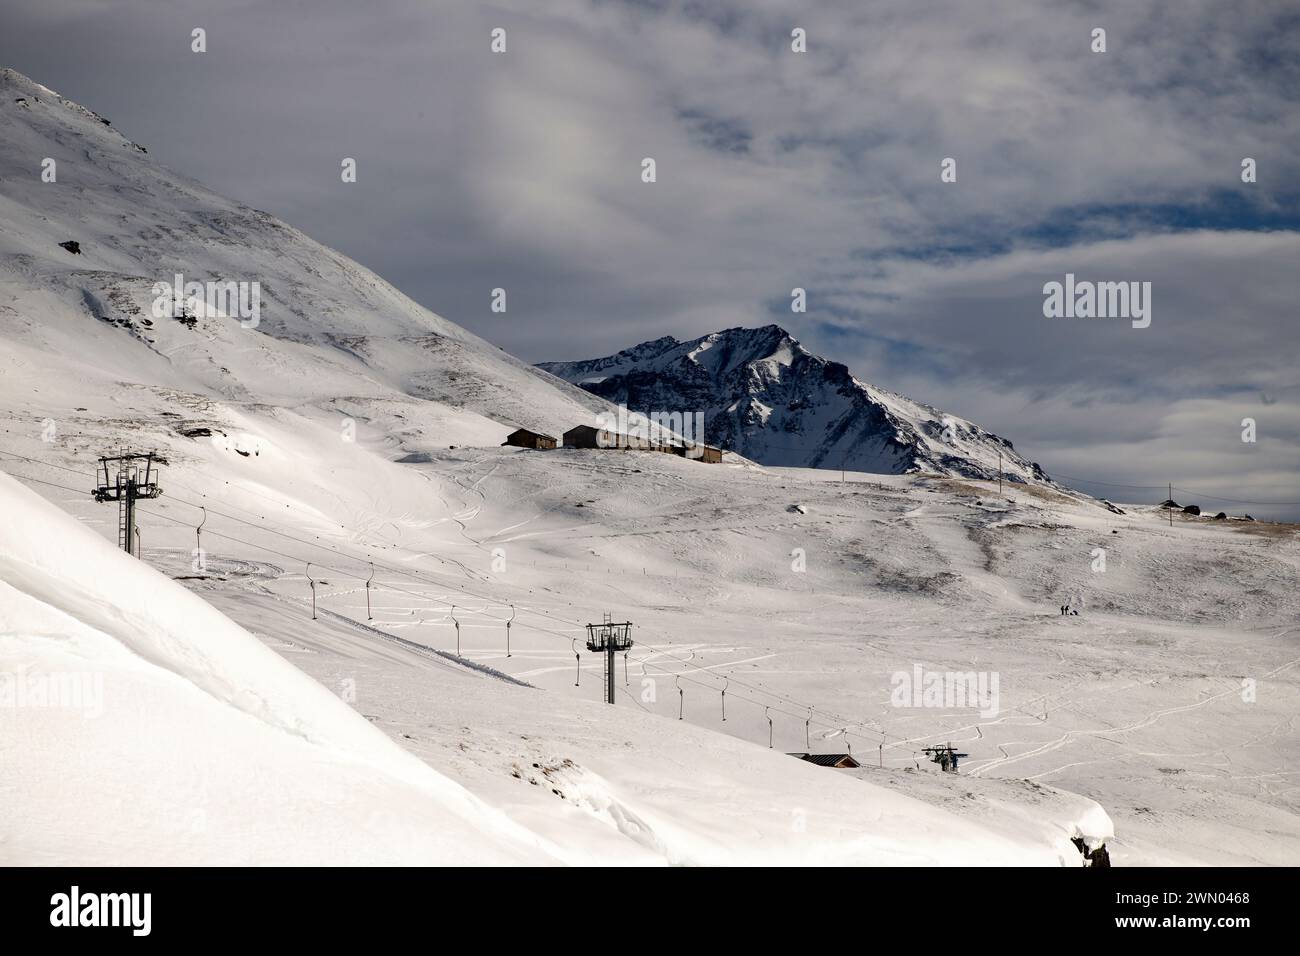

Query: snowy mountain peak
[3,68,56,98]
[2,68,133,145]
[540,327,1050,482]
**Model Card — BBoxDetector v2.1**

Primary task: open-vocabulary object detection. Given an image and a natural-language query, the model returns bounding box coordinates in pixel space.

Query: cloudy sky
[4,0,1298,514]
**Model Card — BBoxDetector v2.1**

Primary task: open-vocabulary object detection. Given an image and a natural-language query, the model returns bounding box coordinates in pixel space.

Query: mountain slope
[0,469,1107,867]
[539,325,1051,481]
[0,471,562,865]
[0,68,603,447]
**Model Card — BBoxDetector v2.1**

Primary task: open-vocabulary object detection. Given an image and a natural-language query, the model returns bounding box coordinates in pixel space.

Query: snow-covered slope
[539,325,1050,481]
[0,68,604,447]
[0,471,561,865]
[0,470,1105,866]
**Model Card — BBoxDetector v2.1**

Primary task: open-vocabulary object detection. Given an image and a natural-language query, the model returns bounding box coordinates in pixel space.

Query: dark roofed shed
[788,753,860,768]
[503,428,557,450]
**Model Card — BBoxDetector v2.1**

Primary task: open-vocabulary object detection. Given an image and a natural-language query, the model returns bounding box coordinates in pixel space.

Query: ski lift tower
[922,742,970,773]
[586,613,633,704]
[92,452,166,558]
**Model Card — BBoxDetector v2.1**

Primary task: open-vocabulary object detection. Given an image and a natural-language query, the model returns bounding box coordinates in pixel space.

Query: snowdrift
[0,472,558,864]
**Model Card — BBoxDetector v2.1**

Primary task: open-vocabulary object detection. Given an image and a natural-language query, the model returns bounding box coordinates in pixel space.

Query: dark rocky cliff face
[540,325,1049,481]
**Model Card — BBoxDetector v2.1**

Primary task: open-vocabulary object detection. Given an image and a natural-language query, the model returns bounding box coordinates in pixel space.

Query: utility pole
[998,451,1003,495]
[585,613,633,704]
[92,452,166,558]
[1169,482,1173,527]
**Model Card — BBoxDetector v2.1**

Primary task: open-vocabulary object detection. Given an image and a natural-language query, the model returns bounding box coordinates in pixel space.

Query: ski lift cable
[0,459,857,719]
[5,454,887,743]
[1172,485,1300,507]
[1046,467,1300,506]
[144,457,881,722]
[149,488,909,739]
[1,464,894,749]
[0,456,1257,760]
[0,448,878,703]
[2,447,893,741]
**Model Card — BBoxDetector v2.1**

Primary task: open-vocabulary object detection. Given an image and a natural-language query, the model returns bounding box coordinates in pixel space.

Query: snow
[0,472,557,865]
[3,69,1296,867]
[0,471,1096,866]
[849,765,1115,856]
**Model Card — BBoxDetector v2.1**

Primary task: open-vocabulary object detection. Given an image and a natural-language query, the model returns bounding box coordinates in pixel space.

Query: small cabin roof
[505,427,556,440]
[788,752,860,768]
